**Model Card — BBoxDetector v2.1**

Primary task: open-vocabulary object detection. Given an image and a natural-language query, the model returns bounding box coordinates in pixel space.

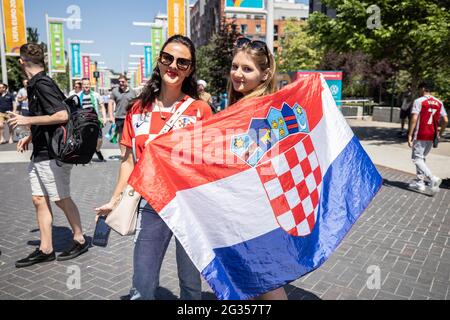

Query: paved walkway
[348,119,450,178]
[0,120,449,300]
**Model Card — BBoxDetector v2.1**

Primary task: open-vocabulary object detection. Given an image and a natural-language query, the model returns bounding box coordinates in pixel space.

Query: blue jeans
[131,199,202,300]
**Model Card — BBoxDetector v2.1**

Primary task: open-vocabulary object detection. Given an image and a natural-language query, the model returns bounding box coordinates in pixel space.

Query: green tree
[27,27,39,43]
[308,0,450,95]
[276,19,322,73]
[196,43,215,93]
[196,19,240,97]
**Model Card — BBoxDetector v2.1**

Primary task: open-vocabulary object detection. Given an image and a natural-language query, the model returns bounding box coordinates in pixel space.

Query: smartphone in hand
[92,216,111,247]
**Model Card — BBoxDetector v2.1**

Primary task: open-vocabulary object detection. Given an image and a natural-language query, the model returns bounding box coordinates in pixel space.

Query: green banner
[49,21,65,72]
[151,27,163,66]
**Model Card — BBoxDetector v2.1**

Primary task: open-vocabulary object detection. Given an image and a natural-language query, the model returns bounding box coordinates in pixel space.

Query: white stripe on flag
[160,168,279,272]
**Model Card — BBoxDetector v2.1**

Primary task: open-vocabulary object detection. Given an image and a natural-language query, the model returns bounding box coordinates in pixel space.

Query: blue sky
[26,0,308,73]
[26,0,167,73]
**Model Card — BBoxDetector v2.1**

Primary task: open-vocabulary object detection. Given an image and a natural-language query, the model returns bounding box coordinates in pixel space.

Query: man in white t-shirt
[79,78,107,162]
[16,79,29,116]
[68,80,82,97]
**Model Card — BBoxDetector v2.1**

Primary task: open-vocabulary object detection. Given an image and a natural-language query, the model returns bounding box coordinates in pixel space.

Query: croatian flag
[129,74,382,300]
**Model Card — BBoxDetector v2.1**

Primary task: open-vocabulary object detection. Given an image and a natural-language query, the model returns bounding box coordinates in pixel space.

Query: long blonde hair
[227,42,277,106]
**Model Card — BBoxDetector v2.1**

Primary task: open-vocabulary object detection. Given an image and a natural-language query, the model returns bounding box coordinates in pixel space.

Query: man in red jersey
[408,81,448,194]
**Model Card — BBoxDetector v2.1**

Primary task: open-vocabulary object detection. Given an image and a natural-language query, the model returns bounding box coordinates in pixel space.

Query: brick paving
[0,159,449,300]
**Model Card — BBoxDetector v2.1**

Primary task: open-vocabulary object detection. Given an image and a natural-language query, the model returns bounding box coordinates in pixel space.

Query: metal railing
[339,99,374,117]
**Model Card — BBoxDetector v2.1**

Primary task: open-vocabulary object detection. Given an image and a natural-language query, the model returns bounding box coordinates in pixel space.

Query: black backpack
[35,76,100,166]
[49,94,100,166]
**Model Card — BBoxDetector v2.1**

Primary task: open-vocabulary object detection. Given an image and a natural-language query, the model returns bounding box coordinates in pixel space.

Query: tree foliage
[308,0,450,101]
[276,19,322,73]
[196,19,241,96]
[320,50,394,101]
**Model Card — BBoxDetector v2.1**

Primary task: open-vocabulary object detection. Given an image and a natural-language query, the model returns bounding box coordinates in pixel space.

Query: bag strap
[159,97,195,135]
[131,97,195,163]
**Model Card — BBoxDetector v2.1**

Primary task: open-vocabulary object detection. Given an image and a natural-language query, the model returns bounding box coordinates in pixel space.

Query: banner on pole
[136,61,142,86]
[140,57,146,84]
[49,21,66,72]
[2,0,27,54]
[151,27,163,66]
[144,45,152,79]
[82,55,90,79]
[168,0,185,37]
[70,42,82,78]
[296,71,343,108]
[90,61,96,85]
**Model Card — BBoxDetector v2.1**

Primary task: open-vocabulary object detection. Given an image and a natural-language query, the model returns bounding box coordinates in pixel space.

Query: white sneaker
[409,180,426,192]
[431,176,442,194]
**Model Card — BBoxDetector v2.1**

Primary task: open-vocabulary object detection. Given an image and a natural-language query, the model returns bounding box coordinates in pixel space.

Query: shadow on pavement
[285,284,321,300]
[352,125,450,147]
[118,287,218,300]
[382,179,434,197]
[441,178,450,190]
[351,126,407,146]
[153,286,320,300]
[27,226,93,252]
[155,286,178,300]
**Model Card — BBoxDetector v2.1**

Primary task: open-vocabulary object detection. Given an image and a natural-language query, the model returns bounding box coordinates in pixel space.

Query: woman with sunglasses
[96,35,212,300]
[228,37,288,300]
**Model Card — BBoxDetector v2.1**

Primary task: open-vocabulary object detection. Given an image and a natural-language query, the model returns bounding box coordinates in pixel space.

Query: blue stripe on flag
[201,136,383,300]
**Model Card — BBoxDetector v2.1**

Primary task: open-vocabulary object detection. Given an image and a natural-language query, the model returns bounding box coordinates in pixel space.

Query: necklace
[158,103,177,120]
[156,96,183,120]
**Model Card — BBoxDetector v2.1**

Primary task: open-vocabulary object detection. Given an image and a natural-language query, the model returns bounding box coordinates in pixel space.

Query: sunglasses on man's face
[235,37,271,67]
[159,51,192,71]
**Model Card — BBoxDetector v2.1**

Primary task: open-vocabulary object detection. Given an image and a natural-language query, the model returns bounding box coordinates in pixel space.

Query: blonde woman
[228,37,287,300]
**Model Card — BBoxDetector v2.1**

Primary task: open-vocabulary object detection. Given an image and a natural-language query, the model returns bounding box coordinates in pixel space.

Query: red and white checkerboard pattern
[256,135,322,237]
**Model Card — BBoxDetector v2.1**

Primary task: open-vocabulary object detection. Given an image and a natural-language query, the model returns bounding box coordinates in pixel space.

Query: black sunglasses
[235,37,271,67]
[159,51,192,71]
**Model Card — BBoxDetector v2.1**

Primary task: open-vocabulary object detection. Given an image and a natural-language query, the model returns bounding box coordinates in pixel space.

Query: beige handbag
[105,98,195,236]
[105,185,141,236]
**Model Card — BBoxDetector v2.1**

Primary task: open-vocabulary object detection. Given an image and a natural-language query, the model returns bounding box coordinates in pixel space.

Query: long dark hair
[127,35,199,112]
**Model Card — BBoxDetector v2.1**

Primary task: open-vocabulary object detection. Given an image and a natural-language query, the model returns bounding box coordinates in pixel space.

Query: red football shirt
[121,96,213,160]
[412,95,447,141]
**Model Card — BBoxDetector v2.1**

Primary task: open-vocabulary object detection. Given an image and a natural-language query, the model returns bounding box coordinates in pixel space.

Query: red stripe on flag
[128,74,325,213]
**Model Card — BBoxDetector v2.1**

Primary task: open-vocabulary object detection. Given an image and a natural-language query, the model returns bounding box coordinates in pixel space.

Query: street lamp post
[0,4,9,84]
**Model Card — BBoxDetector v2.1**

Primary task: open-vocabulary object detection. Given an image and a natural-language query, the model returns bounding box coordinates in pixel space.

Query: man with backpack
[7,43,89,268]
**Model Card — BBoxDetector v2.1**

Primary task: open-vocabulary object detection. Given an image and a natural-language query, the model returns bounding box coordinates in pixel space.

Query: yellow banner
[168,0,185,37]
[90,62,96,86]
[2,0,27,54]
